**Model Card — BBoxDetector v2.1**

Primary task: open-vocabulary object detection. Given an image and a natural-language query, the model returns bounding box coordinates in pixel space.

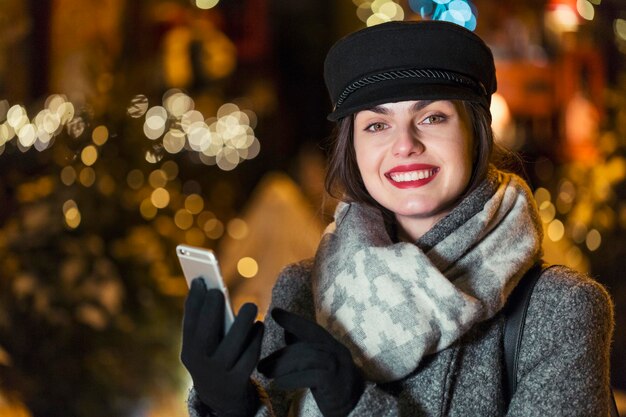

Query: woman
[181,20,614,417]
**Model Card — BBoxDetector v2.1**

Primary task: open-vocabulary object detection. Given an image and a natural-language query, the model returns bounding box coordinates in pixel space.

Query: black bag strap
[503,262,543,401]
[503,263,619,417]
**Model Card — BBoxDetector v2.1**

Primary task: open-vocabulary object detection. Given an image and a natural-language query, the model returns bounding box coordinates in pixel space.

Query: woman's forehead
[357,100,456,116]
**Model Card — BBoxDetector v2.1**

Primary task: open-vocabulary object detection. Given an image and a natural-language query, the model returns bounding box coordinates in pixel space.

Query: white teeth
[390,169,435,183]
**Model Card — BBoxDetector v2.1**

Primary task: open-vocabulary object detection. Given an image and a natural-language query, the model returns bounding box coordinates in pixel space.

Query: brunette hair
[324,101,496,206]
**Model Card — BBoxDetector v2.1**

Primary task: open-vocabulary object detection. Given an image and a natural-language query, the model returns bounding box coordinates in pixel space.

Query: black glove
[181,278,264,417]
[257,308,364,417]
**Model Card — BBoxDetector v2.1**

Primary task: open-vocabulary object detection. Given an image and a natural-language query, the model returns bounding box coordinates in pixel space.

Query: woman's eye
[365,122,387,132]
[421,114,446,125]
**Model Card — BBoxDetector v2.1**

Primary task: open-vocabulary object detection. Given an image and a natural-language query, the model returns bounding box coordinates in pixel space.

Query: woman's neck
[395,212,449,243]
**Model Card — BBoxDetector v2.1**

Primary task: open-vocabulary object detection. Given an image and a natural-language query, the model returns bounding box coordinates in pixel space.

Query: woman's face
[353,100,474,237]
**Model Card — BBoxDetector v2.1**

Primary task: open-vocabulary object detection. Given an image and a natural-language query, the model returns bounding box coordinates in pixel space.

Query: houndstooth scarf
[311,169,543,384]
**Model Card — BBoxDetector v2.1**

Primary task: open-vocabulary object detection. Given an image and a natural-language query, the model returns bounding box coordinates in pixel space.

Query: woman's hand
[181,278,264,417]
[257,308,364,417]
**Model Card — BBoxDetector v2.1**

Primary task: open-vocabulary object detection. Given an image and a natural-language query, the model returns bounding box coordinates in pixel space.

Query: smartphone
[176,244,235,332]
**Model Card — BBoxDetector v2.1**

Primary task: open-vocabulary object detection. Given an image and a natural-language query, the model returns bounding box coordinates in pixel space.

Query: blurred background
[0,0,624,415]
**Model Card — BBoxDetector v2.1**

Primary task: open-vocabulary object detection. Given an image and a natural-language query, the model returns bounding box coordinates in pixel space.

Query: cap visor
[328,81,485,121]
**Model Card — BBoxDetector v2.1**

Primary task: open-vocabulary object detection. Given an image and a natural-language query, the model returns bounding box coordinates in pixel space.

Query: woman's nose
[392,126,424,157]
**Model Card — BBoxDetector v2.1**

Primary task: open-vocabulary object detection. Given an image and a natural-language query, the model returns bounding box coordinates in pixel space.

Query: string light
[2,91,258,178]
[129,90,261,171]
[0,95,88,153]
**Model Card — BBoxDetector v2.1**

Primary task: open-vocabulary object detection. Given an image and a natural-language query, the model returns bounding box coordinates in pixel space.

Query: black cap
[324,20,497,121]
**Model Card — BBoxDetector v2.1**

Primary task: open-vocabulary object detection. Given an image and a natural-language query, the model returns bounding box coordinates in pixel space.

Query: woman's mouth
[385,165,439,188]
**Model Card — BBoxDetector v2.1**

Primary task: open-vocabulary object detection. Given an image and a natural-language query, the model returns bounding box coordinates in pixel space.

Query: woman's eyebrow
[411,100,436,112]
[365,105,392,115]
[364,100,438,115]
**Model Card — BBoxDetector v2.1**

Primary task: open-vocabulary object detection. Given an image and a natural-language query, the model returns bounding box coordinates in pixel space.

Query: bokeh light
[127,94,149,118]
[0,95,90,153]
[354,0,405,27]
[227,218,248,240]
[151,187,170,209]
[127,169,145,190]
[185,227,206,246]
[546,4,579,33]
[63,200,81,229]
[616,18,626,44]
[539,201,556,224]
[130,91,260,170]
[409,0,477,30]
[92,125,109,145]
[185,194,204,214]
[204,218,224,239]
[145,145,164,163]
[576,0,594,21]
[140,199,158,220]
[534,187,551,205]
[565,245,584,268]
[148,169,168,188]
[237,257,258,278]
[81,145,98,166]
[570,222,588,244]
[98,175,116,196]
[60,166,77,186]
[17,124,37,147]
[161,160,179,180]
[174,209,194,230]
[79,167,96,187]
[195,0,220,10]
[547,219,565,242]
[586,229,602,251]
[197,210,216,228]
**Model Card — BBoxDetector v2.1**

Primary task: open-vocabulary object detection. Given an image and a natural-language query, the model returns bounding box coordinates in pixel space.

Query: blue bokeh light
[449,0,472,21]
[409,0,477,31]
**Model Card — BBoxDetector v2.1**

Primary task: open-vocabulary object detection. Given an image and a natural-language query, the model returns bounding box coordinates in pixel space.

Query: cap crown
[324,21,497,120]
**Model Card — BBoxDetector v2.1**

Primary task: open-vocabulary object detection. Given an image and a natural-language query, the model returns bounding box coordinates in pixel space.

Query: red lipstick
[384,164,439,189]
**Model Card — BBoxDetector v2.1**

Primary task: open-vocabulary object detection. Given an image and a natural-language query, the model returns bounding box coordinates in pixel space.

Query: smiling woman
[181,20,616,417]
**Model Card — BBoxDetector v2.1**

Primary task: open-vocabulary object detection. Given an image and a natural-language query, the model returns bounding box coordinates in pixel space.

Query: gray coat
[248,259,614,417]
[187,170,614,416]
